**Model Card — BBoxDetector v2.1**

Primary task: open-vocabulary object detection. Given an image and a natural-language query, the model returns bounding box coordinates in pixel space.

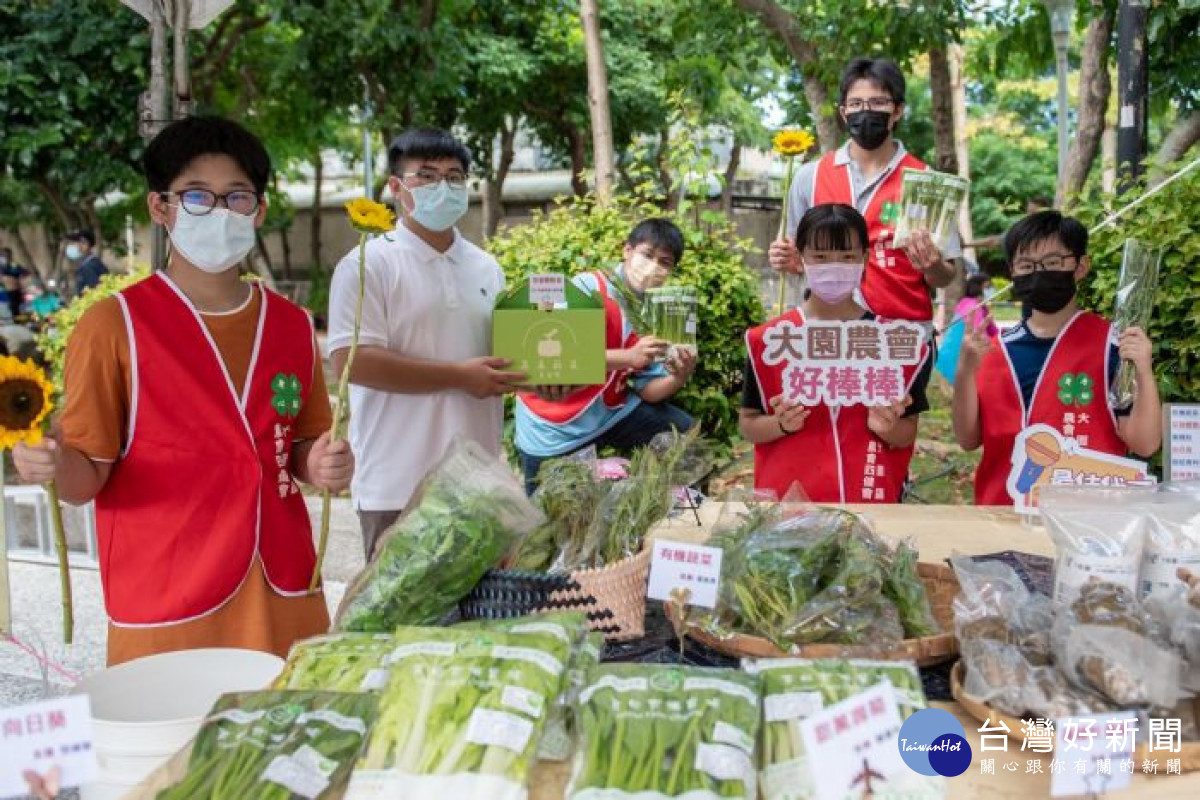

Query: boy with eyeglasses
[13,116,352,665]
[768,57,960,323]
[515,218,697,494]
[952,210,1161,505]
[329,128,525,555]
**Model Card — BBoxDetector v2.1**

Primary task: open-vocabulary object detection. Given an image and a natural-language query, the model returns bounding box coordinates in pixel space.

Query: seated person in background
[515,218,697,494]
[741,203,932,503]
[953,210,1161,506]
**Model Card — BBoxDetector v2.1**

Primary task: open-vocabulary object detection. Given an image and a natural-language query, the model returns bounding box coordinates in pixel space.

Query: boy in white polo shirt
[328,128,525,555]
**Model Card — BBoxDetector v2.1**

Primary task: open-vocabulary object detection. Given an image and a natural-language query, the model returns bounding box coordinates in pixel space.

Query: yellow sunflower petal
[345,198,397,234]
[0,355,54,450]
[773,129,815,157]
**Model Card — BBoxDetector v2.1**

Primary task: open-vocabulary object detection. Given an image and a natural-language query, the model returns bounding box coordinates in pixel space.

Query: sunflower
[773,129,815,157]
[0,356,53,449]
[345,198,396,235]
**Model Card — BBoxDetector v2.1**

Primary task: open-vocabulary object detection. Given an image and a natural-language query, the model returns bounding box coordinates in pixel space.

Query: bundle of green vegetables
[509,458,610,572]
[456,612,603,761]
[743,658,937,800]
[346,625,572,800]
[893,167,970,251]
[692,506,940,650]
[275,633,397,693]
[335,440,543,632]
[569,664,762,799]
[158,690,377,800]
[647,285,699,351]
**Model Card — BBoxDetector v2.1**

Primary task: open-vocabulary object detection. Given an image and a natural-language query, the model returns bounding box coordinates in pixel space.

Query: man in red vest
[768,57,959,323]
[14,117,353,665]
[953,211,1162,505]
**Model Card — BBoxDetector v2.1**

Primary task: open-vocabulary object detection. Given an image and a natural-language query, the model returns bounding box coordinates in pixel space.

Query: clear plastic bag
[1040,486,1150,609]
[335,439,543,631]
[883,539,940,638]
[1141,483,1200,597]
[1109,238,1162,408]
[1061,624,1184,708]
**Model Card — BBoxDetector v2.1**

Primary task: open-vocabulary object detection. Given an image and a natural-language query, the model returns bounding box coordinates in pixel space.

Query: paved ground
[1,496,365,708]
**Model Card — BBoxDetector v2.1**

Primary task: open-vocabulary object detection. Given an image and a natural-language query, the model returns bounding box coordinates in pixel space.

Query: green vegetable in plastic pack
[883,540,940,638]
[570,664,762,799]
[158,690,377,800]
[335,440,543,632]
[347,625,571,800]
[275,633,397,693]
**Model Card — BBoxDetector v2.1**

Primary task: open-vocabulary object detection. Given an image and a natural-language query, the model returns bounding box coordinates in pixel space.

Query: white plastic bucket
[75,647,284,800]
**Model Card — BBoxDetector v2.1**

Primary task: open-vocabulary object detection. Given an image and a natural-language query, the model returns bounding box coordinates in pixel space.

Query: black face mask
[845,110,892,151]
[1012,270,1077,314]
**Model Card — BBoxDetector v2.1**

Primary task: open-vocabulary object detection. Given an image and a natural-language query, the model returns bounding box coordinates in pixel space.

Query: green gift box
[492,274,607,386]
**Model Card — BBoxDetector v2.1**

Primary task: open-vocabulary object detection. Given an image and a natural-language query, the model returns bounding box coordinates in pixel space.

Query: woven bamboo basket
[667,561,960,666]
[951,661,1200,772]
[551,547,653,642]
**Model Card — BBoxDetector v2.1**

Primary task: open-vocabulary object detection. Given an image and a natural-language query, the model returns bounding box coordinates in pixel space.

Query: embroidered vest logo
[1057,372,1095,408]
[271,373,302,418]
[879,201,900,226]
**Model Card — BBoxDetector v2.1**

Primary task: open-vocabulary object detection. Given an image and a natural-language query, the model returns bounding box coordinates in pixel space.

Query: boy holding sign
[741,204,932,502]
[953,210,1162,505]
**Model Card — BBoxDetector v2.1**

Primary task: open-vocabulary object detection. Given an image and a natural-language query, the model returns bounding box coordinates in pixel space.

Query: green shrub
[488,194,764,450]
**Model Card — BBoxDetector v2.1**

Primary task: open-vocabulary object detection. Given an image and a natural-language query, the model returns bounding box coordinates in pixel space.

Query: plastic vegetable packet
[1062,624,1184,708]
[1040,486,1151,609]
[335,439,544,632]
[883,539,940,638]
[1140,483,1200,597]
[569,664,762,799]
[743,658,936,800]
[157,690,377,800]
[275,633,398,693]
[1109,239,1162,408]
[346,625,571,800]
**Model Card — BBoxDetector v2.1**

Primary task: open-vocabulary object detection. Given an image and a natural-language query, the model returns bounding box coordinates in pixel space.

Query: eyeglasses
[843,97,895,113]
[1010,253,1078,275]
[402,168,469,188]
[160,189,261,217]
[633,247,675,271]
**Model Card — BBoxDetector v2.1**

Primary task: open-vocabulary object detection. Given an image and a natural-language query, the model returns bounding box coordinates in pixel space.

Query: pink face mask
[804,262,864,303]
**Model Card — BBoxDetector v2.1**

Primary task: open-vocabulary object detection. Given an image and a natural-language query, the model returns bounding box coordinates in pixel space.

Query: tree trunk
[733,0,839,150]
[310,151,324,274]
[949,44,973,246]
[483,122,517,238]
[565,123,589,197]
[10,226,43,279]
[580,0,616,204]
[928,47,958,174]
[721,139,742,212]
[1149,110,1200,184]
[657,127,679,209]
[1062,2,1114,204]
[1102,124,1118,195]
[34,177,81,232]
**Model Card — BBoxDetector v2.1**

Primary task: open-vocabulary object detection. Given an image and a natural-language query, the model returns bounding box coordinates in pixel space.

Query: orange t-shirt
[60,288,332,666]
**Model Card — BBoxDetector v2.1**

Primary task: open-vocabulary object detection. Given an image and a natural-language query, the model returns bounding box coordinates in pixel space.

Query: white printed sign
[799,681,906,800]
[647,540,723,609]
[528,273,566,306]
[0,694,97,797]
[1165,403,1200,482]
[760,319,926,407]
[1050,716,1134,797]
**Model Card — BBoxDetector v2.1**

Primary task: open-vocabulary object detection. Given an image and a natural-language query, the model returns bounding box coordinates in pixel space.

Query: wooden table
[134,505,1200,799]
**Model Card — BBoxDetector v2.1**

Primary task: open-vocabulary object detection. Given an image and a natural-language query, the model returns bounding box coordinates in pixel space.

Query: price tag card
[528,273,566,307]
[799,681,906,800]
[647,540,722,609]
[1050,716,1134,797]
[1165,403,1200,482]
[0,694,97,796]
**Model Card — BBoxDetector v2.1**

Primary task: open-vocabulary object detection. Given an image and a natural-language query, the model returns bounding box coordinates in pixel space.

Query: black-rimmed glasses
[160,189,261,216]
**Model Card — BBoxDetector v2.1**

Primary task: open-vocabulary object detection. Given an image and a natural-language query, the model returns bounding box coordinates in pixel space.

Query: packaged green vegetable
[158,690,377,800]
[347,625,571,800]
[514,456,609,572]
[276,633,397,693]
[744,658,938,800]
[335,440,544,632]
[882,540,940,638]
[569,664,762,799]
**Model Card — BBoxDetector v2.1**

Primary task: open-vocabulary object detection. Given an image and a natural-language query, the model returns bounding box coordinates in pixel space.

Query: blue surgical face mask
[405,179,468,232]
[65,244,83,260]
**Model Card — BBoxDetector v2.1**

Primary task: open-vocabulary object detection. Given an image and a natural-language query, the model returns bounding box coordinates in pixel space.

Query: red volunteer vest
[520,271,638,424]
[973,311,1125,505]
[746,309,927,503]
[812,149,932,321]
[97,274,318,626]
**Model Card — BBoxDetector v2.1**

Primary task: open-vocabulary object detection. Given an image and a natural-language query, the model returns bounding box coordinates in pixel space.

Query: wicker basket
[552,547,653,642]
[950,661,1200,772]
[458,570,602,622]
[667,562,960,666]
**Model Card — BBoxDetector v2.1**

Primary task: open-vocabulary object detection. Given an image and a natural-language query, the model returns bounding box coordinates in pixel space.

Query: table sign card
[647,540,722,609]
[1164,403,1200,482]
[1050,716,1134,797]
[799,680,907,800]
[0,694,97,797]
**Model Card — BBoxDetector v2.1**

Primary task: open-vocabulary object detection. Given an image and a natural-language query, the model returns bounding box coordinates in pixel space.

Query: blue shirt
[515,269,667,457]
[1001,320,1127,412]
[75,255,108,295]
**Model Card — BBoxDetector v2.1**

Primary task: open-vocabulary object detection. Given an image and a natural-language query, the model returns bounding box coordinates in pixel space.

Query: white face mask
[804,261,864,304]
[406,180,468,232]
[65,244,83,261]
[167,207,257,273]
[625,251,670,292]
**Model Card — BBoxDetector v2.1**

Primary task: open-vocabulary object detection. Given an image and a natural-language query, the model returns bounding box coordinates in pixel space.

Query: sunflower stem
[45,480,73,645]
[310,232,368,591]
[776,156,797,317]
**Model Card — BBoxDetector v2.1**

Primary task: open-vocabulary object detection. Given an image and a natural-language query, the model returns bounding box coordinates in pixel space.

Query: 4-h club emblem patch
[271,373,302,418]
[1057,372,1094,408]
[879,201,900,226]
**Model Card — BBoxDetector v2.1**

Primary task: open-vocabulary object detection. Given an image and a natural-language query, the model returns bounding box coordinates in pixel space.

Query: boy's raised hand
[306,431,354,492]
[867,395,913,437]
[903,229,945,274]
[13,433,61,485]
[1118,327,1154,374]
[958,313,992,372]
[769,394,811,435]
[767,238,801,274]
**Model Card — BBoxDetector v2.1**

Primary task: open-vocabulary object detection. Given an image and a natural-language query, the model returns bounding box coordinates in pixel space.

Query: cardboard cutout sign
[760,319,926,407]
[1007,424,1151,513]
